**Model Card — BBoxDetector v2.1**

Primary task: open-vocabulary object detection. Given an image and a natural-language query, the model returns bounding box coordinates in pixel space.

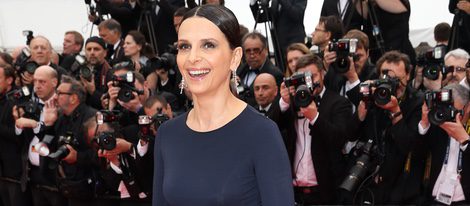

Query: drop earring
[179,77,186,94]
[232,70,238,88]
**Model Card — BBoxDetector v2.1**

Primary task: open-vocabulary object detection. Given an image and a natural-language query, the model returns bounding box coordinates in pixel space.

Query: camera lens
[374,85,392,106]
[118,88,134,103]
[429,106,449,125]
[294,85,313,108]
[80,67,93,80]
[423,64,440,80]
[333,56,350,73]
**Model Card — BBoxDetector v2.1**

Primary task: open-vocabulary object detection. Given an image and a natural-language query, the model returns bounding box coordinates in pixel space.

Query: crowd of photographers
[0,0,469,205]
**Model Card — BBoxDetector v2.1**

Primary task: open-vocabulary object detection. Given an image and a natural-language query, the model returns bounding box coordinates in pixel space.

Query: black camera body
[70,55,93,81]
[49,132,79,161]
[425,89,462,125]
[138,111,169,142]
[96,110,122,125]
[359,75,399,106]
[94,132,116,151]
[417,45,448,80]
[14,47,38,75]
[112,71,143,102]
[284,71,319,108]
[143,44,177,76]
[6,86,41,120]
[328,39,358,73]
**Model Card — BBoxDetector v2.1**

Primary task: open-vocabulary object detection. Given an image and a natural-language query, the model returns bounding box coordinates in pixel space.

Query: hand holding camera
[279,82,294,105]
[62,145,78,164]
[299,101,318,121]
[80,74,96,95]
[440,113,469,144]
[117,91,142,113]
[15,117,38,129]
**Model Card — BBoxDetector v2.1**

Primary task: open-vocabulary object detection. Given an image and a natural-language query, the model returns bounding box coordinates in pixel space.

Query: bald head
[33,66,58,101]
[30,36,53,66]
[254,73,278,108]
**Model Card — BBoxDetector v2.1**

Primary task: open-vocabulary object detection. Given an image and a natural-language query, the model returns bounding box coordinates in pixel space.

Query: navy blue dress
[153,106,294,206]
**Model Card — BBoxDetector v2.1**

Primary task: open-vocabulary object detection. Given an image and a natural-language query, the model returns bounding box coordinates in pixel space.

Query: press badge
[435,173,459,205]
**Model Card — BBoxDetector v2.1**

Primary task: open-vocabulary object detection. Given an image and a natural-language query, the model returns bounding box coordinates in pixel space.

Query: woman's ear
[230,47,243,71]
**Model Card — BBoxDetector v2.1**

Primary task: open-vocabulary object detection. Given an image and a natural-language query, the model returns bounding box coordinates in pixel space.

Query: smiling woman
[152,5,294,206]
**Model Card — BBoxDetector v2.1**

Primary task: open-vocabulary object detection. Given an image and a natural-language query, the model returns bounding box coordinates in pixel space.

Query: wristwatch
[389,110,402,119]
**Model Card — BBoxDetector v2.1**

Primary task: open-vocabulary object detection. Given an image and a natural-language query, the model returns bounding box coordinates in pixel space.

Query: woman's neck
[188,89,246,132]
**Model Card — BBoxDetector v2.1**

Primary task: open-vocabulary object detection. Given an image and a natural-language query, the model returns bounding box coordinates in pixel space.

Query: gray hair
[444,48,470,62]
[60,75,86,103]
[443,83,469,106]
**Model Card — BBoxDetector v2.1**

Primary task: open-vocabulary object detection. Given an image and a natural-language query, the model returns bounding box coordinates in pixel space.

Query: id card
[435,173,459,205]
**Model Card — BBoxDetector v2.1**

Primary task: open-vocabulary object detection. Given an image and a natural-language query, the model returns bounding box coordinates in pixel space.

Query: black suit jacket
[424,125,470,204]
[97,0,139,38]
[107,40,126,66]
[282,89,353,203]
[0,91,25,181]
[320,0,364,31]
[250,0,307,66]
[135,0,184,55]
[236,60,283,106]
[357,86,424,204]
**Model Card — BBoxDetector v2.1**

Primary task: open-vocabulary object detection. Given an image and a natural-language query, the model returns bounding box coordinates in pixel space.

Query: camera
[6,86,41,120]
[48,132,79,161]
[425,89,462,125]
[96,110,122,125]
[284,71,320,108]
[13,47,38,75]
[328,39,358,73]
[111,71,144,102]
[70,55,93,81]
[142,45,177,77]
[359,74,399,106]
[138,110,169,142]
[23,30,34,45]
[416,45,448,80]
[93,132,116,151]
[340,139,377,192]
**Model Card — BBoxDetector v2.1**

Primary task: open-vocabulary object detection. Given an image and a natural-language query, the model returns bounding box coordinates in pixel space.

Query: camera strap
[443,139,462,174]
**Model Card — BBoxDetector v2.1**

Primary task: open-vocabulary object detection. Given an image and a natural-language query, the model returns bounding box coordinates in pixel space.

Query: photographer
[83,36,113,109]
[91,0,139,38]
[16,36,68,86]
[419,84,470,205]
[14,66,67,206]
[351,51,424,204]
[133,0,184,55]
[354,0,416,64]
[99,19,126,65]
[249,0,307,65]
[59,31,84,70]
[324,29,378,107]
[444,49,469,87]
[106,95,173,204]
[449,0,470,53]
[311,15,344,55]
[105,66,150,127]
[279,54,352,204]
[237,32,283,106]
[42,75,98,205]
[0,64,32,206]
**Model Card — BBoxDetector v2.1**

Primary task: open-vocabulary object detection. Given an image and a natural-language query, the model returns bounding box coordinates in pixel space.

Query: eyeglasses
[445,66,468,73]
[113,60,135,71]
[314,28,327,33]
[244,47,264,55]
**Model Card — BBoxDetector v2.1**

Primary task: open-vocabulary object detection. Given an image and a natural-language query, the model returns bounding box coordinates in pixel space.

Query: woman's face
[286,50,305,74]
[177,17,242,96]
[123,35,142,57]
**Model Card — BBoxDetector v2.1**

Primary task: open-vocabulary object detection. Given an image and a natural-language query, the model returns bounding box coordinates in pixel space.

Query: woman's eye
[177,43,190,51]
[203,42,216,49]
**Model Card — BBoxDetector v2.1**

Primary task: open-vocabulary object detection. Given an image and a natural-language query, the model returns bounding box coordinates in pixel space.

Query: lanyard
[444,138,463,173]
